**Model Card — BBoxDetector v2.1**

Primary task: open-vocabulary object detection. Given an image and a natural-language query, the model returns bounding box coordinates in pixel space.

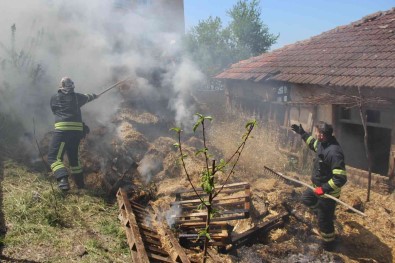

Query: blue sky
[184,0,395,50]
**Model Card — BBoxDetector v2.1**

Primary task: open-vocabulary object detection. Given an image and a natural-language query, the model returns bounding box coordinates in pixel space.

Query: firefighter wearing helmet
[291,121,347,251]
[47,77,99,191]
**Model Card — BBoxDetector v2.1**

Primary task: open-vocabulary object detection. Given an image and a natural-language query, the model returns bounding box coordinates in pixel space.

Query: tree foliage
[227,0,278,61]
[184,0,278,78]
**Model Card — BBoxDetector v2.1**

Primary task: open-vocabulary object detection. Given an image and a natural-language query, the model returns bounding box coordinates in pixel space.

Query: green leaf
[245,119,257,130]
[195,113,203,118]
[195,148,207,156]
[193,119,202,132]
[204,116,213,121]
[173,143,180,148]
[198,229,207,238]
[170,127,181,133]
[216,159,227,171]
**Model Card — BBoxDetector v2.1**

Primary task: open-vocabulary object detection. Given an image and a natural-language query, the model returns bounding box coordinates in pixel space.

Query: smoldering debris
[1,0,205,164]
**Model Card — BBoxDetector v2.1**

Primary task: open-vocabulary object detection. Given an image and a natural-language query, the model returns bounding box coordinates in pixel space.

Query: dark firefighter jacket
[50,91,96,131]
[301,133,347,197]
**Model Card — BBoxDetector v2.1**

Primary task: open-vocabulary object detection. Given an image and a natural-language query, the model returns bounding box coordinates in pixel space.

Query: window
[366,110,380,123]
[340,107,351,120]
[276,85,290,102]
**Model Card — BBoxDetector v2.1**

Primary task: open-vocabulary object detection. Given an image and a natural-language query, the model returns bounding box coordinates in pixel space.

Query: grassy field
[0,160,132,263]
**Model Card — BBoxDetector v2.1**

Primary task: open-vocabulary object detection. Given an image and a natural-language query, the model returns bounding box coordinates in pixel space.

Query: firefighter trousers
[47,130,83,181]
[301,188,337,242]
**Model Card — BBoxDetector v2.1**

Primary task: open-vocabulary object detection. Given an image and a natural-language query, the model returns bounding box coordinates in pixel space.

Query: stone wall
[346,166,392,194]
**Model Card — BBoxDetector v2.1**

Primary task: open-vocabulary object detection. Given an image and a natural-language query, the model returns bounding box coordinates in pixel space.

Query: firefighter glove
[291,124,305,135]
[314,186,325,196]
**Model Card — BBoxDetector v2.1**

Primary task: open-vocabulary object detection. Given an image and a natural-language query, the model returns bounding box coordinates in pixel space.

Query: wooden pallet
[170,182,251,247]
[117,188,191,263]
[174,182,251,221]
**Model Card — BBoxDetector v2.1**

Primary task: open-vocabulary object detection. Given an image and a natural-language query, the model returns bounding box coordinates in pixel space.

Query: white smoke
[137,156,162,184]
[0,0,204,138]
[168,57,204,128]
[154,203,181,228]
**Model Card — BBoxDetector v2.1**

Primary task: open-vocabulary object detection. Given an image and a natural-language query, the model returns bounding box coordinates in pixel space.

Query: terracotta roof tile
[216,8,395,88]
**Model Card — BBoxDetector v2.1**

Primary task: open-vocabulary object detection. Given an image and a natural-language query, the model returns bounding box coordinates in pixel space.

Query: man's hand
[314,187,325,196]
[291,124,305,135]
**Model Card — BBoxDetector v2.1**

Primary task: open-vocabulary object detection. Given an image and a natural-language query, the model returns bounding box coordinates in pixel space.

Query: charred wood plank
[130,204,151,214]
[146,244,170,257]
[147,252,173,263]
[140,224,158,234]
[130,201,150,210]
[142,236,162,246]
[140,229,161,240]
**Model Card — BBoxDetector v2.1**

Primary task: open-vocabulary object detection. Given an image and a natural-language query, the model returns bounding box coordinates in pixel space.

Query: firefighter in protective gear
[291,121,347,251]
[47,77,99,191]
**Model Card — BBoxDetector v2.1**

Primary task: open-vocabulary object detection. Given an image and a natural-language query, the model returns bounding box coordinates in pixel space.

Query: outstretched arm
[76,93,99,107]
[291,124,317,152]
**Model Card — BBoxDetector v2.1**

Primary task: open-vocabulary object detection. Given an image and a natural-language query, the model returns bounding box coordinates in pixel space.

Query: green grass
[1,160,131,262]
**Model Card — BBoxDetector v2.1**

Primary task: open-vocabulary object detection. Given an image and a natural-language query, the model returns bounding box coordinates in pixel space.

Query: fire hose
[263,166,367,217]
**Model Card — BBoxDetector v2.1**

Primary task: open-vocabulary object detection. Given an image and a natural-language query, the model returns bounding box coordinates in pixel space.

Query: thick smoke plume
[0,0,204,142]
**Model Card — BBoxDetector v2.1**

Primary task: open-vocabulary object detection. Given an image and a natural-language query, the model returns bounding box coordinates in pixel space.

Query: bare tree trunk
[358,87,373,202]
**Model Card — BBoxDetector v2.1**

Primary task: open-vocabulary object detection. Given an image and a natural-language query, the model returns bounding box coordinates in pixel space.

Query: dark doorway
[339,123,391,175]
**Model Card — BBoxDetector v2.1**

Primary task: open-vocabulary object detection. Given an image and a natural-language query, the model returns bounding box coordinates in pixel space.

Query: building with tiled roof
[217,8,395,88]
[216,8,395,191]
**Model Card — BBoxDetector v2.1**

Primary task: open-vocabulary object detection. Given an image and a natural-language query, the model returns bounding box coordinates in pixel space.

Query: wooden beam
[162,223,192,263]
[117,189,150,263]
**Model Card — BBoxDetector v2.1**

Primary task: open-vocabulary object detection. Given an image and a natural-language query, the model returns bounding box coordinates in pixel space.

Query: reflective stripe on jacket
[301,133,347,197]
[50,91,95,131]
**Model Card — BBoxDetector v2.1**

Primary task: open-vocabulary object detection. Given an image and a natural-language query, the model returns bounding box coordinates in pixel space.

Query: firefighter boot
[322,239,338,252]
[72,173,85,189]
[58,177,70,191]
